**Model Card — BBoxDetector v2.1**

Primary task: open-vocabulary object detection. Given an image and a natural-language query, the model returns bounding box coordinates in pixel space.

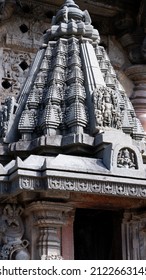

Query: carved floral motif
[20,177,41,190]
[41,255,63,260]
[47,176,145,198]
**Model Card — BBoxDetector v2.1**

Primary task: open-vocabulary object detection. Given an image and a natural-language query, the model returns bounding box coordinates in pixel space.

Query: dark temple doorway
[74,208,123,260]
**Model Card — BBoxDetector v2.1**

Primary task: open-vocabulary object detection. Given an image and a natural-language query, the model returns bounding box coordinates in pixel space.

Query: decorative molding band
[9,175,146,199]
[48,176,146,198]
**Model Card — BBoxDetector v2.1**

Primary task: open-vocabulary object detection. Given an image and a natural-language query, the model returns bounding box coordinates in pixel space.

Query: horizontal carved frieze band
[7,175,146,199]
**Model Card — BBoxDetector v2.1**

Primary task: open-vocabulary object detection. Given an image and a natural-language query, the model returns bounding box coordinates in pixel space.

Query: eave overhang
[0,154,146,202]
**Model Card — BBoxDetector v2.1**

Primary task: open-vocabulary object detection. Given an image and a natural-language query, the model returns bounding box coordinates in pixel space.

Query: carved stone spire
[0,0,144,155]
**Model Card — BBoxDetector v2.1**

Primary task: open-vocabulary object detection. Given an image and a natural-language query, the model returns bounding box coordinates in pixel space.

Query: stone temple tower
[0,0,146,260]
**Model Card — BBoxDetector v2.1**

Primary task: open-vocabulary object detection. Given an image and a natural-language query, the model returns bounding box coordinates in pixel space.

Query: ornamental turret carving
[0,0,144,150]
[0,0,146,263]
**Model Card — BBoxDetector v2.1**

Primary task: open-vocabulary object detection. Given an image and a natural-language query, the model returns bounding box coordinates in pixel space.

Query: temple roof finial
[54,0,84,25]
[62,0,79,8]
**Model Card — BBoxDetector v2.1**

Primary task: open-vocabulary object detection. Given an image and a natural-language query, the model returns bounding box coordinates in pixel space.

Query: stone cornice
[0,154,146,200]
[4,174,146,199]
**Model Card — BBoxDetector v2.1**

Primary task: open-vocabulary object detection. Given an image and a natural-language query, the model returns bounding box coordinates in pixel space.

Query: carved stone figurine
[62,5,68,23]
[117,148,136,169]
[93,86,122,131]
[0,204,30,260]
[0,97,18,137]
[103,91,113,127]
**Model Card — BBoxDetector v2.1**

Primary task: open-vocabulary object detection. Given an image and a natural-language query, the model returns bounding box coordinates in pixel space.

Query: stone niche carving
[0,204,30,260]
[93,86,122,132]
[117,148,137,169]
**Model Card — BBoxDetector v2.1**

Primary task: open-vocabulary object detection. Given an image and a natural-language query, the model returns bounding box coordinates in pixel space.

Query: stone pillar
[38,227,61,259]
[122,210,146,260]
[62,210,75,260]
[125,65,146,132]
[26,201,73,260]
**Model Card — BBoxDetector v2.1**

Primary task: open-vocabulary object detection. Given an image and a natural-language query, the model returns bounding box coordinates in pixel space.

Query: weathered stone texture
[0,0,146,260]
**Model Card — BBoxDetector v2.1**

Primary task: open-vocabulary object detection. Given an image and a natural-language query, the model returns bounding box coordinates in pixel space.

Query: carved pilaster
[26,201,73,260]
[125,65,146,132]
[122,210,146,260]
[38,228,61,260]
[62,210,75,260]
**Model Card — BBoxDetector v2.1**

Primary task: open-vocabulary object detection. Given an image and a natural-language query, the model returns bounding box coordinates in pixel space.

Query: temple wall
[0,10,50,102]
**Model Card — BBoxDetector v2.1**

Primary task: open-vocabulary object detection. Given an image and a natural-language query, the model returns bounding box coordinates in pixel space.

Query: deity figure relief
[103,91,113,127]
[95,109,103,127]
[0,97,18,137]
[93,86,122,131]
[117,148,137,169]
